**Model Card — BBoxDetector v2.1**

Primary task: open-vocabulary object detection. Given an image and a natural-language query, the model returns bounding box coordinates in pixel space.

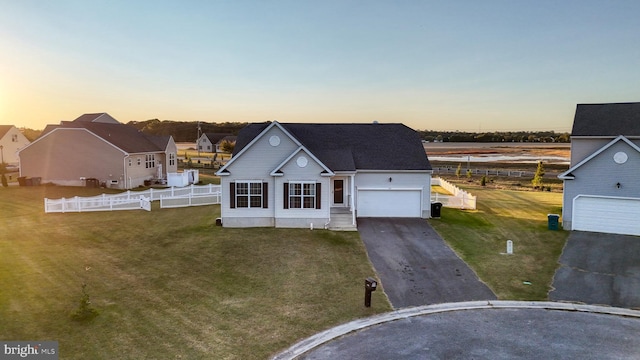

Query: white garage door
[357,189,422,217]
[573,195,640,236]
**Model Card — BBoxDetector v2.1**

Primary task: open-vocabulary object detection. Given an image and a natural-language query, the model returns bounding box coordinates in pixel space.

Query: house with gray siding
[19,113,178,189]
[558,102,640,235]
[197,133,237,153]
[216,121,432,230]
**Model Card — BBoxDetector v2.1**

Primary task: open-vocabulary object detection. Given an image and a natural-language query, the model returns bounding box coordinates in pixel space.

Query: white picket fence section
[431,177,477,210]
[160,192,222,208]
[44,195,152,213]
[44,184,221,213]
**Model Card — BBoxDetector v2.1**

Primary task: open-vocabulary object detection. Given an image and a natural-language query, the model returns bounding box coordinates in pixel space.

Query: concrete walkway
[357,218,496,308]
[272,301,640,360]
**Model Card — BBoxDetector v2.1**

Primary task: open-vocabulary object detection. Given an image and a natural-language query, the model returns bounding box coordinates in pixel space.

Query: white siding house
[216,121,433,230]
[558,102,640,235]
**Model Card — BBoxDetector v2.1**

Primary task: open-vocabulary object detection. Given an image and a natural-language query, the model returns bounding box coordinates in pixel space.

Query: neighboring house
[0,125,31,165]
[558,102,640,235]
[197,133,237,153]
[216,121,432,230]
[18,113,178,189]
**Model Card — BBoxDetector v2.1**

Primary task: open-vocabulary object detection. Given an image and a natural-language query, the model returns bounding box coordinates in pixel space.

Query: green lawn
[1,182,569,358]
[0,186,390,359]
[429,181,568,300]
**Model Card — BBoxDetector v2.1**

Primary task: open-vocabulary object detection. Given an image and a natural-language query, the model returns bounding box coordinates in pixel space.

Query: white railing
[431,177,477,210]
[44,195,152,213]
[160,192,222,208]
[432,167,529,178]
[44,184,221,213]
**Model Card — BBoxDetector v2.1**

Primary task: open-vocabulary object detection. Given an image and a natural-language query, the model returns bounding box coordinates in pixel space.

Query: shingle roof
[41,113,170,153]
[204,133,234,144]
[572,102,640,136]
[0,125,12,139]
[234,122,431,171]
[73,113,119,124]
[71,121,168,153]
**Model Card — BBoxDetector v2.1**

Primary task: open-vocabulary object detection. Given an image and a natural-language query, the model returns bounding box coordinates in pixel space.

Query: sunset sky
[1,1,639,131]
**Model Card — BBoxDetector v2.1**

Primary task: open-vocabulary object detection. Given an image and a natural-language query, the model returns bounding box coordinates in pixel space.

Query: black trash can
[547,214,560,230]
[431,202,443,219]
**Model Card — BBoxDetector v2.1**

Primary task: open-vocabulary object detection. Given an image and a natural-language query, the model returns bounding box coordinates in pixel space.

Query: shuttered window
[284,182,321,209]
[230,181,268,208]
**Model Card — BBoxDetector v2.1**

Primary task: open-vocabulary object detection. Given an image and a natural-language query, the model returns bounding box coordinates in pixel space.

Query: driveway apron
[357,218,496,308]
[549,231,640,308]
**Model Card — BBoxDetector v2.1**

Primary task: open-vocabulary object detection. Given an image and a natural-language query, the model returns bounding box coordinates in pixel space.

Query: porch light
[389,177,392,182]
[616,182,621,189]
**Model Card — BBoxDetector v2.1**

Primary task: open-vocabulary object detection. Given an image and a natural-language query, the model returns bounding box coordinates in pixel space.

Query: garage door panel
[358,189,421,217]
[573,196,640,236]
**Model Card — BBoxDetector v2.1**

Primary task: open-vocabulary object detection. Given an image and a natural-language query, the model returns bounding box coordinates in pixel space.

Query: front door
[333,179,344,205]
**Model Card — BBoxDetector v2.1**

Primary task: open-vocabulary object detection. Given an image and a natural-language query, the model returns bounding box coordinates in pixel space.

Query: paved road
[280,302,640,360]
[357,218,496,308]
[549,231,640,308]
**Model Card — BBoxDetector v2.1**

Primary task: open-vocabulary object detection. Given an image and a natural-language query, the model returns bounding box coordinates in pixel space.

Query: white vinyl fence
[44,184,221,213]
[431,177,477,210]
[160,192,222,208]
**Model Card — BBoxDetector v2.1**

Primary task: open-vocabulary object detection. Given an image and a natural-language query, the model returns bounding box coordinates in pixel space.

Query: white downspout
[123,155,128,189]
[351,174,356,225]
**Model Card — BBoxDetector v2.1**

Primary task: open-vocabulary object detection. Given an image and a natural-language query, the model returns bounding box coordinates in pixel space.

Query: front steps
[328,208,358,231]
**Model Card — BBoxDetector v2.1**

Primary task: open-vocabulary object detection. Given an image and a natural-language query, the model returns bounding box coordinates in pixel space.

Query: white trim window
[230,181,267,209]
[285,181,320,209]
[145,154,155,168]
[169,153,176,166]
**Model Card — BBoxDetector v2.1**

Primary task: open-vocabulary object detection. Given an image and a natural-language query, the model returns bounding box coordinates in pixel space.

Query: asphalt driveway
[549,231,640,308]
[357,218,496,308]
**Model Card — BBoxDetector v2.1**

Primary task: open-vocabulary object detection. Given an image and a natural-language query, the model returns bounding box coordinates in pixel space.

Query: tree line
[417,130,570,143]
[19,120,571,143]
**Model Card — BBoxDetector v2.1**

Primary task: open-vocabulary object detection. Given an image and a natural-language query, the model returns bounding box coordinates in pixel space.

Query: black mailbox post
[364,277,378,307]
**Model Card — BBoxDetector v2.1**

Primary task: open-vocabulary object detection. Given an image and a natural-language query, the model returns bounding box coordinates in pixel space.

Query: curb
[271,300,640,360]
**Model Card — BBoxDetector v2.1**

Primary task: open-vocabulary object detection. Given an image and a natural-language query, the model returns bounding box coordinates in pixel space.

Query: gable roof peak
[73,113,120,124]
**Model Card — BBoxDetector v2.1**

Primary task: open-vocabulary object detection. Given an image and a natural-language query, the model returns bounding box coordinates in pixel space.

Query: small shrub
[1,174,7,187]
[531,161,545,189]
[481,175,487,187]
[71,284,99,322]
[455,164,462,178]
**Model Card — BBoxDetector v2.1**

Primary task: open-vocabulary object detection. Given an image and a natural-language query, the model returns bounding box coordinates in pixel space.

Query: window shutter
[283,183,289,209]
[316,183,321,209]
[262,182,268,208]
[230,182,236,209]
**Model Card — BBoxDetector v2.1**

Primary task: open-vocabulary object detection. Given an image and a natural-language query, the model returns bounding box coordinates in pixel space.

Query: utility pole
[197,121,201,157]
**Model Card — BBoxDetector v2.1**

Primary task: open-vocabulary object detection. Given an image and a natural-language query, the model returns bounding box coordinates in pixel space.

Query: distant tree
[532,161,545,189]
[19,127,42,141]
[220,140,236,153]
[455,163,462,178]
[556,133,571,143]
